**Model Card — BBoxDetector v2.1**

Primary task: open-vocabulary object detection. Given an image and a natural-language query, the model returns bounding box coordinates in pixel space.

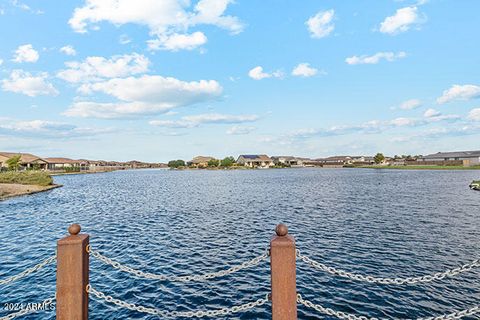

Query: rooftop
[423,151,480,158]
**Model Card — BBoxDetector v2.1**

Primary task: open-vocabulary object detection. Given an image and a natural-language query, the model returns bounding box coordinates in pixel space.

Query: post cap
[275,224,288,236]
[68,224,81,235]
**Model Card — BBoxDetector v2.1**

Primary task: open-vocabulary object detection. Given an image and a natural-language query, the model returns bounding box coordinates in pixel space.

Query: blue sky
[0,0,479,162]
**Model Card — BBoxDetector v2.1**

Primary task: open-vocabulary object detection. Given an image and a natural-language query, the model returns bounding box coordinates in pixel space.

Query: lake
[1,168,479,319]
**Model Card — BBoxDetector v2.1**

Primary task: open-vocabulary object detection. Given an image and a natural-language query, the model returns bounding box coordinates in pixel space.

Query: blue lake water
[1,168,479,319]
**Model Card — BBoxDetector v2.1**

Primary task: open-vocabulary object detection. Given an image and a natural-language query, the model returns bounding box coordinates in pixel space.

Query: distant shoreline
[353,165,480,170]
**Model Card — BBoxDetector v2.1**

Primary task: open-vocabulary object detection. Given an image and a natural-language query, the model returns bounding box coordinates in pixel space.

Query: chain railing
[0,297,55,320]
[88,285,269,318]
[88,246,269,282]
[0,255,56,286]
[296,250,480,285]
[297,294,480,320]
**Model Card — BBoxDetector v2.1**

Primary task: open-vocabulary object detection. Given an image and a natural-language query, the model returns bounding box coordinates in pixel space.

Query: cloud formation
[379,6,424,35]
[13,44,39,63]
[437,84,480,104]
[346,51,406,65]
[226,125,256,135]
[291,63,318,77]
[69,0,244,51]
[60,45,77,56]
[150,113,259,128]
[306,9,335,38]
[65,75,223,118]
[2,70,58,97]
[0,119,111,138]
[468,108,480,121]
[248,66,283,80]
[147,31,207,51]
[57,53,150,83]
[398,99,422,110]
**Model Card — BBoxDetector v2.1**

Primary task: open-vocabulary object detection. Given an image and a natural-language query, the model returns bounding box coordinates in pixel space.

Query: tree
[207,159,220,167]
[167,159,185,168]
[374,153,385,164]
[6,155,21,171]
[220,156,235,167]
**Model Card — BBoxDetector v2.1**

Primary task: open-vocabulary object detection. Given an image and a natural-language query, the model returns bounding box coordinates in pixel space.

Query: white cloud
[0,58,3,66]
[119,34,132,45]
[306,9,334,39]
[379,6,423,35]
[390,117,417,127]
[291,63,318,77]
[57,53,150,83]
[468,108,480,121]
[147,32,207,51]
[248,66,283,80]
[65,75,223,118]
[150,113,259,128]
[437,84,480,104]
[13,44,39,63]
[398,99,421,110]
[226,125,256,135]
[2,70,58,97]
[346,51,406,65]
[0,119,111,138]
[69,0,244,51]
[60,45,77,56]
[424,108,440,118]
[64,101,176,119]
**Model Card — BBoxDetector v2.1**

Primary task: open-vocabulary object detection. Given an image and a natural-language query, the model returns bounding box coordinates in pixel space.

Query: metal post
[56,224,89,320]
[270,224,297,320]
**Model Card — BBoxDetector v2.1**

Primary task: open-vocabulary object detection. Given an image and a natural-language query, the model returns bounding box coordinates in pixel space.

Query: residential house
[0,152,48,170]
[237,155,274,168]
[316,156,353,167]
[189,156,216,167]
[419,151,480,166]
[271,156,306,167]
[44,157,81,171]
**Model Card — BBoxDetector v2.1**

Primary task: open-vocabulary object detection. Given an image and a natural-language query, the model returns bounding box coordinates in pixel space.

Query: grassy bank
[355,165,480,170]
[0,171,53,186]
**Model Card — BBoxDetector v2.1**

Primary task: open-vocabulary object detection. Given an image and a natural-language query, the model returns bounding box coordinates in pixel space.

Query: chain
[297,294,480,320]
[88,284,269,318]
[0,296,55,320]
[0,256,56,286]
[296,250,480,285]
[88,246,269,282]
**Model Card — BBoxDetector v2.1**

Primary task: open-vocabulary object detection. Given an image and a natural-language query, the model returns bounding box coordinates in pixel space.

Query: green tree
[6,155,21,171]
[207,159,220,167]
[220,156,235,167]
[167,160,185,168]
[374,153,385,164]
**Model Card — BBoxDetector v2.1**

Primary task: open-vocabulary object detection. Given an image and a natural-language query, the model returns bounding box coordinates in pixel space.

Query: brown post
[270,224,297,320]
[56,224,89,320]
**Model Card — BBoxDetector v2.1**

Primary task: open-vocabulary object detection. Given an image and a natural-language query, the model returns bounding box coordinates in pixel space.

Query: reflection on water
[1,168,479,319]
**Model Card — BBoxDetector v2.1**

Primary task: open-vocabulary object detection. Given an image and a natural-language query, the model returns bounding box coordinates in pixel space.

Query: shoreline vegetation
[0,171,61,200]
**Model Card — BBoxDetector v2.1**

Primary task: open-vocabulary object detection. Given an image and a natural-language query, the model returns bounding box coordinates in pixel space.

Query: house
[237,155,274,168]
[189,156,216,167]
[0,152,48,170]
[316,156,353,167]
[419,151,480,166]
[44,157,81,171]
[271,156,305,167]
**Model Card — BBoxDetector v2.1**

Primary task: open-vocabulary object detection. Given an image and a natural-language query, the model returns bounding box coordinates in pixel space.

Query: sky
[0,0,479,162]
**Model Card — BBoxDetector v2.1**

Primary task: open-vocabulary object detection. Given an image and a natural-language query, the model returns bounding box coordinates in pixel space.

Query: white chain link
[297,294,480,320]
[0,296,55,320]
[296,250,480,285]
[89,246,269,282]
[0,256,56,286]
[88,284,269,318]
